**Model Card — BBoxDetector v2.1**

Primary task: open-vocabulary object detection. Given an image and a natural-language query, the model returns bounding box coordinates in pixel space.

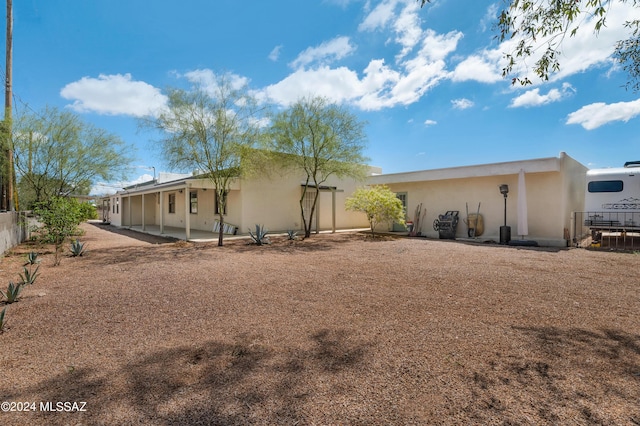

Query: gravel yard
[0,222,639,425]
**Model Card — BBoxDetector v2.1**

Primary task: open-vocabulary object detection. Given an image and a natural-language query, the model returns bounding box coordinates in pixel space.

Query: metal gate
[301,188,318,233]
[573,211,640,250]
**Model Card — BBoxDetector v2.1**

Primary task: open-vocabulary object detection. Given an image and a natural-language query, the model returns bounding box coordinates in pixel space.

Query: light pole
[499,184,510,244]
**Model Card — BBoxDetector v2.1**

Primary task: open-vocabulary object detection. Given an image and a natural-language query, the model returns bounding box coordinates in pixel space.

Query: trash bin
[433,211,459,239]
[500,225,511,245]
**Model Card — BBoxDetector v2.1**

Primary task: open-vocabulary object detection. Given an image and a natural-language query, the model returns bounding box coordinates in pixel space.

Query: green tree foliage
[267,96,369,238]
[419,0,640,91]
[145,75,265,246]
[34,196,86,265]
[346,185,405,236]
[12,106,133,209]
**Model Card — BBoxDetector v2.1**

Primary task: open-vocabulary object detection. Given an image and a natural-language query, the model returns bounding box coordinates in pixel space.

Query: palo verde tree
[146,75,265,246]
[267,96,369,238]
[345,185,405,237]
[12,106,133,209]
[419,0,640,90]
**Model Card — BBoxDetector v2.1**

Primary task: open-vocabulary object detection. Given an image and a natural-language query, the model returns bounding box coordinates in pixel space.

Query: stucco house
[106,167,381,240]
[367,152,587,247]
[103,152,588,246]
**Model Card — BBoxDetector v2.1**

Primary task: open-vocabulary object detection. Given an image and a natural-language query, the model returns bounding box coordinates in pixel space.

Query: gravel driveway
[0,222,639,425]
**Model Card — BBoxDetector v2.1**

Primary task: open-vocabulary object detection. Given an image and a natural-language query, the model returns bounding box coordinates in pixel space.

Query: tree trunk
[217,212,224,246]
[216,187,225,246]
[300,186,320,239]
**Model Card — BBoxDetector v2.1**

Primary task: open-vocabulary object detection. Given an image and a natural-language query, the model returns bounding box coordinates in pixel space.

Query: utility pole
[3,0,13,211]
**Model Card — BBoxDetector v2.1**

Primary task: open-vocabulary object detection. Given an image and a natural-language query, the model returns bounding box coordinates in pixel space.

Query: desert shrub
[78,202,98,221]
[346,185,405,236]
[34,196,85,265]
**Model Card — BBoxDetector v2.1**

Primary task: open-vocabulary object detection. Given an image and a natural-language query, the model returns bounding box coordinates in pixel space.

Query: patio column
[184,184,191,240]
[141,193,146,231]
[332,188,336,233]
[159,191,164,234]
[128,194,132,229]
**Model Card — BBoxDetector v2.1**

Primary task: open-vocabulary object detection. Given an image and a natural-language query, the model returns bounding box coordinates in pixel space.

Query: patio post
[159,191,164,234]
[184,184,191,240]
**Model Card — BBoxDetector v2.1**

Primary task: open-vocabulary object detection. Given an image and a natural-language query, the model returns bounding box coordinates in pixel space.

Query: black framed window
[190,191,198,214]
[168,193,176,214]
[588,180,623,193]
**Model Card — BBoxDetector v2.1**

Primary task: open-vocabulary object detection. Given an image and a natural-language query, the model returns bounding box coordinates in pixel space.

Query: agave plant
[248,224,270,246]
[19,264,40,286]
[0,307,6,332]
[286,230,298,241]
[26,251,40,265]
[1,282,23,304]
[70,240,87,257]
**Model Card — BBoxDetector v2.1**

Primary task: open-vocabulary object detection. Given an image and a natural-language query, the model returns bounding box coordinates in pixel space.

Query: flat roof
[368,153,572,185]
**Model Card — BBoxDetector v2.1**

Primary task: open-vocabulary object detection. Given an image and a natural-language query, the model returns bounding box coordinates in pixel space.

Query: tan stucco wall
[110,168,372,235]
[368,153,588,246]
[239,169,371,233]
[560,153,588,237]
[108,154,586,245]
[379,172,568,241]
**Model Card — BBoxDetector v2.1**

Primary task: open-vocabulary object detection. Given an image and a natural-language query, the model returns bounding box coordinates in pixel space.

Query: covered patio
[124,225,238,243]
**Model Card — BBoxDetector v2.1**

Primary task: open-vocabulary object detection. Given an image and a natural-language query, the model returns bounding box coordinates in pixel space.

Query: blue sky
[5,0,640,194]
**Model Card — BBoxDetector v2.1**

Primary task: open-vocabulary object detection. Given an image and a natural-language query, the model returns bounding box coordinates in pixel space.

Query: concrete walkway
[100,222,370,243]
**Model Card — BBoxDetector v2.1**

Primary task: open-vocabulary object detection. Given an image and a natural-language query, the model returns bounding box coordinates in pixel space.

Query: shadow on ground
[4,325,640,424]
[459,326,640,424]
[2,329,372,425]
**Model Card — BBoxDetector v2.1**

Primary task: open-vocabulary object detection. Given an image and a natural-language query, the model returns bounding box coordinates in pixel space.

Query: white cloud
[509,83,575,108]
[392,1,422,59]
[566,98,640,130]
[60,73,167,117]
[263,66,364,106]
[259,1,464,111]
[290,36,356,69]
[450,51,502,83]
[479,4,499,33]
[358,0,401,32]
[424,119,437,126]
[269,45,283,62]
[451,98,474,110]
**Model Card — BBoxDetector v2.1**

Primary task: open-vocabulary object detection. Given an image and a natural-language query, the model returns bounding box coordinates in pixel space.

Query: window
[116,198,119,214]
[189,191,198,214]
[215,191,228,215]
[396,192,407,213]
[112,198,116,214]
[588,180,624,193]
[168,193,176,214]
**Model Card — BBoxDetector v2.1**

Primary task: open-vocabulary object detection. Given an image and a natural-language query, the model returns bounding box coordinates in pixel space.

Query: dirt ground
[0,222,639,425]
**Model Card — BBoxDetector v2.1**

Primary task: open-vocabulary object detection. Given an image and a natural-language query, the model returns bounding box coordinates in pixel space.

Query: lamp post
[499,184,510,244]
